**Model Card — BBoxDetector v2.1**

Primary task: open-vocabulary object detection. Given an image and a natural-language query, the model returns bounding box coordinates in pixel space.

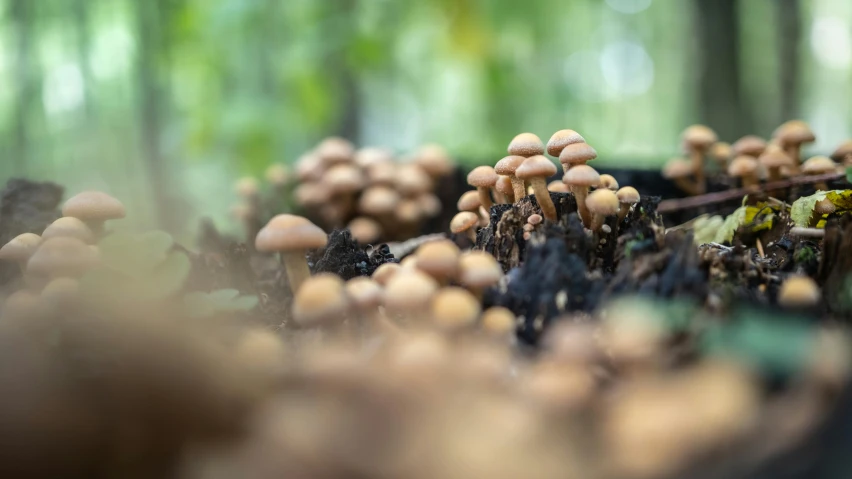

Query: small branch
[386,233,447,259]
[657,172,845,213]
[789,227,825,238]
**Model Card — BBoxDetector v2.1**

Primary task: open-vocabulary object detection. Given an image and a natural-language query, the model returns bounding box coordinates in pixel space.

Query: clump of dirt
[309,229,398,280]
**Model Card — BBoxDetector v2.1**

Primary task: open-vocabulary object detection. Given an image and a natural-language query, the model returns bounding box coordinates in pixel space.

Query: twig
[658,172,845,213]
[385,233,447,259]
[788,227,825,238]
[756,238,765,258]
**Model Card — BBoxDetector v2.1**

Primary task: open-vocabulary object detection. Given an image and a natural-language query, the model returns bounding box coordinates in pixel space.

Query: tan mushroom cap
[814,197,836,216]
[508,132,545,157]
[710,142,732,161]
[372,262,401,286]
[547,181,570,193]
[562,164,601,188]
[255,215,328,252]
[265,163,289,186]
[801,156,836,175]
[344,276,384,311]
[0,233,42,263]
[295,153,325,182]
[42,217,95,244]
[778,275,821,307]
[316,136,355,164]
[774,120,815,145]
[395,165,433,196]
[458,251,502,289]
[616,186,640,206]
[419,193,442,218]
[682,124,718,150]
[495,175,514,197]
[294,182,330,207]
[599,174,619,191]
[728,155,759,177]
[62,191,126,223]
[558,143,598,167]
[456,191,481,212]
[431,287,481,331]
[396,199,422,223]
[235,177,260,198]
[40,277,80,307]
[480,306,517,336]
[359,186,399,215]
[494,155,526,176]
[27,236,99,278]
[516,155,558,180]
[732,135,767,157]
[546,129,586,157]
[367,162,397,185]
[451,211,480,235]
[831,140,852,161]
[347,217,382,244]
[354,147,393,168]
[292,273,348,326]
[416,240,460,281]
[324,164,365,194]
[415,144,455,177]
[467,166,499,188]
[758,144,794,169]
[662,158,694,179]
[586,189,620,216]
[384,269,439,314]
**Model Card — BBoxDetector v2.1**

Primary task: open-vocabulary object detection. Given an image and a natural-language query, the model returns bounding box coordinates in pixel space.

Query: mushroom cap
[324,164,365,194]
[508,132,545,157]
[516,155,558,180]
[235,177,260,198]
[27,236,99,278]
[495,175,514,197]
[682,124,718,150]
[384,270,439,314]
[367,162,398,185]
[709,142,732,161]
[480,306,516,336]
[831,140,852,161]
[294,182,330,207]
[562,164,601,188]
[347,217,382,244]
[558,143,598,167]
[662,158,694,179]
[450,211,480,234]
[418,193,442,218]
[0,233,42,263]
[354,147,394,168]
[458,251,502,289]
[778,275,821,307]
[774,120,815,145]
[728,155,759,177]
[344,277,384,311]
[494,155,526,176]
[586,189,620,216]
[42,217,95,244]
[295,153,325,182]
[359,186,399,215]
[801,156,836,175]
[467,166,498,188]
[599,174,619,191]
[814,197,836,216]
[40,277,80,307]
[416,240,460,281]
[292,273,348,326]
[265,163,289,186]
[316,136,354,164]
[396,199,422,223]
[372,262,401,286]
[732,135,767,157]
[616,186,640,205]
[547,181,570,193]
[758,144,794,168]
[395,165,433,196]
[527,214,543,225]
[415,144,455,177]
[62,191,126,223]
[457,190,482,212]
[255,215,328,252]
[546,129,586,157]
[431,287,481,331]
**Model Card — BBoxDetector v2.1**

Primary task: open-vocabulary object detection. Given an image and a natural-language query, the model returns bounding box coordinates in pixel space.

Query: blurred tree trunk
[333,0,360,141]
[73,0,94,120]
[10,0,35,177]
[775,0,801,122]
[694,0,753,140]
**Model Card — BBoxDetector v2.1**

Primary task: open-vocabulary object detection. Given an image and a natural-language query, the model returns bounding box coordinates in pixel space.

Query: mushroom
[663,158,699,196]
[315,136,354,165]
[264,163,289,188]
[458,251,502,299]
[516,156,558,221]
[324,163,365,222]
[292,273,349,328]
[347,217,382,245]
[831,140,852,164]
[367,161,398,186]
[255,214,328,295]
[801,156,837,191]
[586,188,620,231]
[62,191,126,235]
[494,155,528,201]
[562,164,601,228]
[599,174,619,191]
[451,211,480,243]
[809,197,835,227]
[235,177,260,199]
[40,277,80,310]
[41,217,95,244]
[233,328,288,378]
[344,277,398,336]
[558,142,598,174]
[546,129,586,158]
[395,164,433,198]
[415,240,460,285]
[778,275,820,308]
[372,262,401,286]
[727,155,759,189]
[467,166,499,212]
[384,270,439,322]
[732,135,767,158]
[547,180,570,193]
[295,153,325,182]
[507,132,545,157]
[774,120,815,171]
[418,193,442,218]
[709,142,732,169]
[457,190,482,214]
[354,147,393,169]
[295,182,330,210]
[358,186,399,218]
[682,125,718,194]
[27,236,99,280]
[0,233,42,272]
[495,175,515,204]
[414,144,455,179]
[480,306,517,339]
[758,143,794,183]
[431,287,481,333]
[615,186,640,222]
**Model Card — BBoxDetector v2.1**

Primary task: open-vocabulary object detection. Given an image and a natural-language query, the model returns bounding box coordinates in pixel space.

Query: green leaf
[712,204,775,244]
[790,190,852,227]
[847,166,852,183]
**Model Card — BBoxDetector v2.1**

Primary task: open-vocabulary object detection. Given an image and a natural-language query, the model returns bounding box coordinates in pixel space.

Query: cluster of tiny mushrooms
[663,120,852,195]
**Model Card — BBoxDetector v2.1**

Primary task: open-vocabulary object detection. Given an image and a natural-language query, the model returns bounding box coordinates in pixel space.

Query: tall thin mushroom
[516,156,558,221]
[255,214,328,295]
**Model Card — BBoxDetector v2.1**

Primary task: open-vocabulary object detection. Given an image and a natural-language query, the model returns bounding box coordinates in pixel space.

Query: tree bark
[775,0,801,122]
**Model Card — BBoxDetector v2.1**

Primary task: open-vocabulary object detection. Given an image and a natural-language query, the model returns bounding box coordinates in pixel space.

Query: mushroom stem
[510,177,527,202]
[815,182,828,191]
[787,144,802,171]
[493,190,508,204]
[742,173,758,190]
[477,187,493,212]
[617,204,631,223]
[673,177,700,196]
[281,251,312,294]
[570,186,591,227]
[465,228,477,244]
[589,213,606,232]
[561,163,569,175]
[530,178,557,221]
[690,149,706,194]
